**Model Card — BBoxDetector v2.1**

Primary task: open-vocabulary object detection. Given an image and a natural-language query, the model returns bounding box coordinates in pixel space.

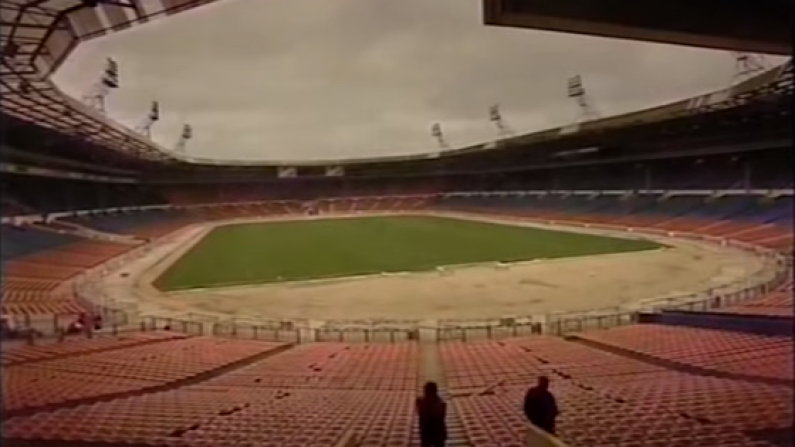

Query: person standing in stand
[523,376,559,435]
[416,381,447,447]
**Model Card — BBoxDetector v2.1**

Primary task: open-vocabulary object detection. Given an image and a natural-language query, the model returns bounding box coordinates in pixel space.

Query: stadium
[0,1,792,447]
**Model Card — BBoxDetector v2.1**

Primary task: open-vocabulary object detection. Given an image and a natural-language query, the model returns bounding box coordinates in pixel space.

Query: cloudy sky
[53,0,768,162]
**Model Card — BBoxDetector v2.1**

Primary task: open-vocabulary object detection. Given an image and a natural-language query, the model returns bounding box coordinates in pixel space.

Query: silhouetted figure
[1,316,18,339]
[416,381,447,447]
[523,376,559,435]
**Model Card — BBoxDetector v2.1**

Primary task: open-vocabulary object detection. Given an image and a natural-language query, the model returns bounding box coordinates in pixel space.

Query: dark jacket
[523,386,558,432]
[416,396,447,441]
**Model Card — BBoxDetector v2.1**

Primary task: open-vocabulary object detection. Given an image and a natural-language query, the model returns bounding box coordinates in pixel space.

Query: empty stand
[0,330,790,447]
[2,341,421,447]
[1,225,145,320]
[439,338,789,447]
[1,331,186,365]
[206,342,420,391]
[723,282,794,317]
[577,324,793,381]
[1,225,81,261]
[3,336,288,415]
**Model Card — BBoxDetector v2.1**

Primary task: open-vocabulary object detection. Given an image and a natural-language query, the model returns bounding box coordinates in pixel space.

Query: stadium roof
[482,0,792,55]
[0,0,221,164]
[1,1,792,169]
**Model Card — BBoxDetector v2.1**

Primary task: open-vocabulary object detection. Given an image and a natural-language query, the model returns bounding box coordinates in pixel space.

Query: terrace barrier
[140,315,204,335]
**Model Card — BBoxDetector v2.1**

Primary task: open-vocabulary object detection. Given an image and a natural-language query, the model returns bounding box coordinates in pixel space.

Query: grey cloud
[53,0,784,162]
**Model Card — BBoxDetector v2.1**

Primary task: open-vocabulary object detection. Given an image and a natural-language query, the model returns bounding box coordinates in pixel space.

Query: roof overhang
[482,0,792,56]
[1,0,792,171]
[1,0,226,165]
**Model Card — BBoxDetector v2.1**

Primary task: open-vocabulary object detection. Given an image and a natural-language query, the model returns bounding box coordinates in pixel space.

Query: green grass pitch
[154,216,662,291]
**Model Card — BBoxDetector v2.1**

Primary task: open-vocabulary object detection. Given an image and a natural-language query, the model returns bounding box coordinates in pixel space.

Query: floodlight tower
[174,124,193,153]
[567,75,601,123]
[430,122,450,150]
[729,52,770,85]
[134,101,160,138]
[488,104,514,138]
[81,58,119,114]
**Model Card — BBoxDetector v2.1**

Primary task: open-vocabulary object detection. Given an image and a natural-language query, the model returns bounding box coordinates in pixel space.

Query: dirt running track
[99,213,768,325]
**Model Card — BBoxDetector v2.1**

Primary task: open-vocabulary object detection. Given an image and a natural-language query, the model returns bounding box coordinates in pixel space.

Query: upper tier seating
[66,196,434,238]
[159,177,441,205]
[67,209,191,236]
[436,194,793,253]
[1,176,166,215]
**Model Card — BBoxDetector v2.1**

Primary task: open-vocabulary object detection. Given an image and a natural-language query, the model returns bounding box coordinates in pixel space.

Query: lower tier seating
[444,338,790,447]
[722,282,794,317]
[2,336,287,412]
[206,342,420,391]
[578,324,794,380]
[1,331,187,365]
[1,230,142,317]
[1,334,790,447]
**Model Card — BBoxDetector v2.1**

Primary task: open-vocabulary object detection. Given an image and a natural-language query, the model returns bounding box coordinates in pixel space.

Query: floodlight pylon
[430,122,450,150]
[488,104,514,139]
[567,75,601,123]
[174,124,193,153]
[730,52,770,86]
[134,101,160,138]
[81,58,119,114]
